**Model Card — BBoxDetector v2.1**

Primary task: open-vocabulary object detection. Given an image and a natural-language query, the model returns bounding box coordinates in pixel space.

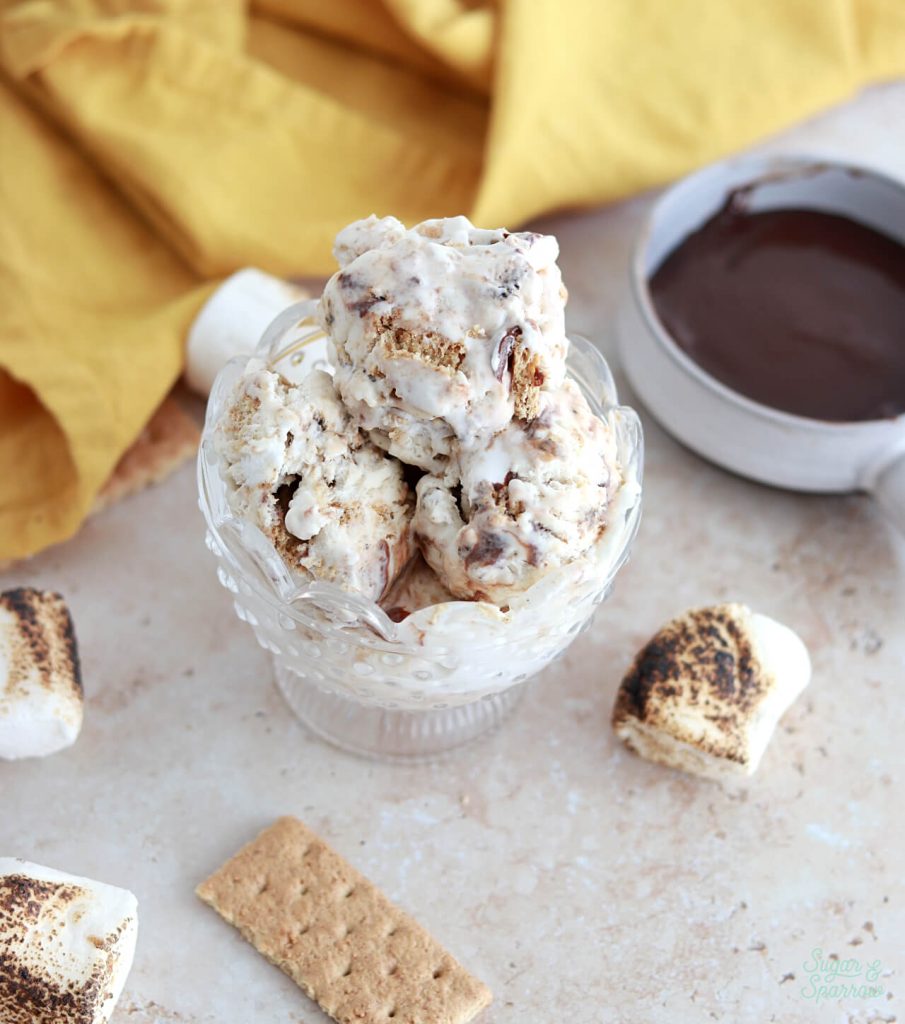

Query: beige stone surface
[2,84,904,1024]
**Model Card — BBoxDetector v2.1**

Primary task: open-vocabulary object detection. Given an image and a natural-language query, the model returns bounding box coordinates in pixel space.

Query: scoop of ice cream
[214,364,414,601]
[612,604,811,780]
[0,588,82,761]
[318,215,570,475]
[0,858,138,1024]
[413,378,621,604]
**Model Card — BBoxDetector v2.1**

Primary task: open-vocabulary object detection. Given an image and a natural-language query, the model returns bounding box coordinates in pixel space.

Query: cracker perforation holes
[387,1009,397,1019]
[432,967,445,979]
[387,963,398,977]
[342,963,353,978]
[344,886,355,899]
[257,880,270,896]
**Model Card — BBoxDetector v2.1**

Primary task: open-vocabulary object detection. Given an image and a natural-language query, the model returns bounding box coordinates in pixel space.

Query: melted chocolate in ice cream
[649,204,905,422]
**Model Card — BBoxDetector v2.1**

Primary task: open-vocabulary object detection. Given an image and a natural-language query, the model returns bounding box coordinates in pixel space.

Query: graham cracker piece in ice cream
[492,325,546,421]
[509,341,545,420]
[196,816,492,1024]
[376,312,467,374]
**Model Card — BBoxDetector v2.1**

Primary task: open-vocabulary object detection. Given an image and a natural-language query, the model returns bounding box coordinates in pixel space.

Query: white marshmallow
[185,268,307,395]
[744,612,812,767]
[0,859,138,1024]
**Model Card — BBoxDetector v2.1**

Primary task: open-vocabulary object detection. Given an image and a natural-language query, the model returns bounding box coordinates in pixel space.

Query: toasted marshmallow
[0,588,83,760]
[612,604,810,780]
[0,859,138,1024]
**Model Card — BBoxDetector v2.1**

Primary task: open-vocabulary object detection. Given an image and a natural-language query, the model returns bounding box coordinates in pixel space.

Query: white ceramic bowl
[618,154,905,532]
[199,301,643,760]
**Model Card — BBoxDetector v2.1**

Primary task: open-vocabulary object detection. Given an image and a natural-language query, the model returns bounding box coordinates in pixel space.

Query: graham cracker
[92,396,199,514]
[196,817,492,1024]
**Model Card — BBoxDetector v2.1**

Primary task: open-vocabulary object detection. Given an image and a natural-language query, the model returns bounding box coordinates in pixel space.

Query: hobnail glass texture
[198,300,643,759]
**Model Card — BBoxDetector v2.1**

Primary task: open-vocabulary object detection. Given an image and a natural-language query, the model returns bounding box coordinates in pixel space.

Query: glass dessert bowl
[199,300,643,760]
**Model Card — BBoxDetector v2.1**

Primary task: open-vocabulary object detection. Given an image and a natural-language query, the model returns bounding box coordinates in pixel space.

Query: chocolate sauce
[649,205,905,421]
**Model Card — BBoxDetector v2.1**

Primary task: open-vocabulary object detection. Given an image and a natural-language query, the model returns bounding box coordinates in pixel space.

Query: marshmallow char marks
[0,859,138,1024]
[414,379,621,604]
[214,365,414,602]
[612,604,811,780]
[318,216,569,475]
[0,588,82,760]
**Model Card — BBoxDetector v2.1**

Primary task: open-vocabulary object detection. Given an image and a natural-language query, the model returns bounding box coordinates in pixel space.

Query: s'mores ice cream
[318,215,570,475]
[214,366,414,602]
[0,588,82,760]
[414,379,622,603]
[612,604,811,780]
[0,859,138,1024]
[208,214,640,699]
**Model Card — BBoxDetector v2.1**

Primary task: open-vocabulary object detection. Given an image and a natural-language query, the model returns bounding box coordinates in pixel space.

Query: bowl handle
[867,444,905,535]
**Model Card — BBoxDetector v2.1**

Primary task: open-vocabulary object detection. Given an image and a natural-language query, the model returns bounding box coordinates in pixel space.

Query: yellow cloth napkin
[1,0,903,560]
